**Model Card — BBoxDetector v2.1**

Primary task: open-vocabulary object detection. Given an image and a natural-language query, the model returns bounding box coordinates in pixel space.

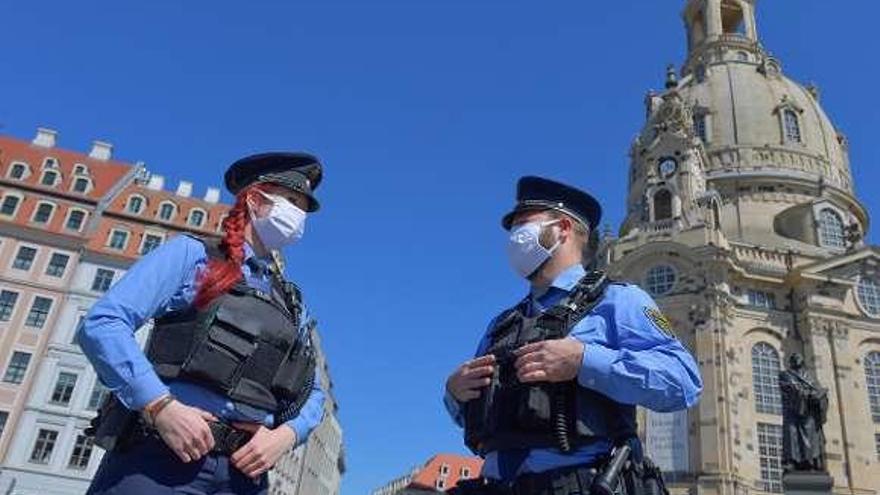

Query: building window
[87,381,110,411]
[864,352,880,423]
[29,429,59,465]
[757,422,784,493]
[0,291,19,321]
[747,290,776,310]
[50,372,78,406]
[108,230,129,250]
[693,114,708,143]
[158,202,176,221]
[858,278,880,318]
[188,209,206,227]
[13,246,38,270]
[653,189,673,221]
[876,433,880,460]
[9,163,28,180]
[25,296,53,328]
[752,342,782,415]
[783,109,802,143]
[0,195,21,216]
[817,208,846,248]
[40,170,59,187]
[68,434,94,470]
[45,253,70,277]
[3,351,32,384]
[141,234,163,255]
[66,210,86,231]
[439,463,449,475]
[33,202,55,224]
[91,268,116,293]
[645,265,676,296]
[127,196,145,214]
[435,479,446,490]
[461,467,471,479]
[73,164,88,176]
[72,177,90,193]
[0,411,7,439]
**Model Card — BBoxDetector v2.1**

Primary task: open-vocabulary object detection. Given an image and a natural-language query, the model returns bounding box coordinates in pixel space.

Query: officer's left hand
[514,337,584,383]
[230,423,297,479]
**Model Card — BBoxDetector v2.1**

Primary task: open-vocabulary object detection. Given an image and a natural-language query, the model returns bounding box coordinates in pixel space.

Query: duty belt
[132,420,255,456]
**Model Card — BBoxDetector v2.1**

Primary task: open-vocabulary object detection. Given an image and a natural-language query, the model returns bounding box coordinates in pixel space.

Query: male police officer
[80,153,326,494]
[444,177,703,494]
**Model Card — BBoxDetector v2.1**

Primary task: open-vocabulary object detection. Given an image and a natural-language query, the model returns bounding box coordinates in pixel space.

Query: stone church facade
[604,1,880,494]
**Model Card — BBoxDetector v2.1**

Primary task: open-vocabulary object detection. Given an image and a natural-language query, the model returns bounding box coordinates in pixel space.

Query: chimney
[204,187,220,204]
[176,180,193,197]
[32,127,57,148]
[89,140,113,161]
[146,174,165,191]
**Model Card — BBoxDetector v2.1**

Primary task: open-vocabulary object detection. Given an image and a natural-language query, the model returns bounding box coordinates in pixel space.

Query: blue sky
[3,1,879,493]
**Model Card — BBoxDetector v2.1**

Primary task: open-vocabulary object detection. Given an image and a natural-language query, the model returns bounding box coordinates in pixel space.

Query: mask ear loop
[540,219,564,255]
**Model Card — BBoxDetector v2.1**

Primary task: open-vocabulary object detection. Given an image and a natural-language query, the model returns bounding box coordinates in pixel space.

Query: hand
[514,337,584,383]
[446,354,496,402]
[152,399,217,463]
[230,423,297,479]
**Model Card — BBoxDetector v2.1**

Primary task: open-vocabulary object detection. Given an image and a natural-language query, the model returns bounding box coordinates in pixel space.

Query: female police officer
[79,153,326,495]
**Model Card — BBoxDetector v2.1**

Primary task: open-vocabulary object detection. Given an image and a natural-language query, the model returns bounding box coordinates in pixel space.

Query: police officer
[79,153,327,494]
[444,177,703,494]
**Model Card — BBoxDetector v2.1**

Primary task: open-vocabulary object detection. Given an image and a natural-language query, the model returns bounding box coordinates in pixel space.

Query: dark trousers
[86,435,268,495]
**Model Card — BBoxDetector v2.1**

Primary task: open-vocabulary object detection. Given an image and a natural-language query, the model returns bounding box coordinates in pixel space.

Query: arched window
[158,202,177,221]
[817,208,845,248]
[653,189,673,221]
[721,0,746,35]
[693,114,708,143]
[187,209,206,227]
[752,342,782,415]
[857,277,880,318]
[712,200,722,230]
[126,195,145,215]
[8,162,29,180]
[645,265,676,296]
[783,110,801,143]
[864,352,880,423]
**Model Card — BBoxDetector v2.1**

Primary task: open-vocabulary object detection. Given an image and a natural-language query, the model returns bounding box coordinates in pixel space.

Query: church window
[757,422,783,493]
[721,0,747,35]
[693,114,708,143]
[711,200,722,230]
[752,342,782,415]
[737,51,749,62]
[817,208,845,248]
[653,189,673,221]
[747,290,775,310]
[783,110,801,143]
[858,278,880,318]
[645,265,676,296]
[864,352,880,422]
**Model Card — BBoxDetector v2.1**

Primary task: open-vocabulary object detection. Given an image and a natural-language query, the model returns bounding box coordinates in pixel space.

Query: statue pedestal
[783,471,834,495]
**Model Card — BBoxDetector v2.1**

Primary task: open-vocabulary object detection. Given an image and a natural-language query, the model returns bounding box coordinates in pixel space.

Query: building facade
[371,454,483,495]
[606,1,879,494]
[0,128,231,493]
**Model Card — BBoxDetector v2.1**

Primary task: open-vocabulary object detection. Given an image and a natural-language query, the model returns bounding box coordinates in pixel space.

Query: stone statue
[779,353,829,472]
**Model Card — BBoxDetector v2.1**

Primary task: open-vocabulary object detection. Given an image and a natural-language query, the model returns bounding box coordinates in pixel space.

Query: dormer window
[783,110,801,143]
[817,208,845,248]
[40,170,59,187]
[8,162,28,180]
[127,196,145,215]
[43,157,59,169]
[73,164,88,176]
[72,177,90,194]
[158,202,177,221]
[188,209,206,227]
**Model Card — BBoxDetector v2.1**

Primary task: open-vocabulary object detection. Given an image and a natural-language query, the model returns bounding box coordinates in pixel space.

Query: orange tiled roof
[408,453,483,491]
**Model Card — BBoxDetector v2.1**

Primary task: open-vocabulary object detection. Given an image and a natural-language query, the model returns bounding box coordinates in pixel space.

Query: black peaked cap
[224,152,323,212]
[501,176,601,231]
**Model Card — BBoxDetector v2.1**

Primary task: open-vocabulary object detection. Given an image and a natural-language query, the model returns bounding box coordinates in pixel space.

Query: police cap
[501,176,601,231]
[224,152,323,212]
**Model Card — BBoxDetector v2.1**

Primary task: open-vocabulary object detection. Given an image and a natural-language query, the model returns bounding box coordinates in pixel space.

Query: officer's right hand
[152,400,217,463]
[446,354,496,402]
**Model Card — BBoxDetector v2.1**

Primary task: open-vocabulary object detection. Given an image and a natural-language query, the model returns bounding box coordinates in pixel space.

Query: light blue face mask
[506,219,561,278]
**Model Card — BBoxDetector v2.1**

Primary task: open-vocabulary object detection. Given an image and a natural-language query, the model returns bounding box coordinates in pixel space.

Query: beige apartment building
[605,1,880,494]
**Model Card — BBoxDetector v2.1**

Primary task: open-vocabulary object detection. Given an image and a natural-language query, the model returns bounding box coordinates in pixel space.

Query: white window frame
[48,370,79,407]
[187,208,207,227]
[70,176,92,194]
[63,208,89,232]
[752,341,783,415]
[10,243,40,272]
[774,98,805,146]
[72,164,89,176]
[31,200,56,225]
[645,264,677,296]
[0,192,24,218]
[6,161,31,180]
[42,157,60,170]
[107,228,130,251]
[815,206,846,249]
[126,194,147,215]
[139,231,166,255]
[157,201,178,222]
[24,294,55,329]
[856,276,880,319]
[44,251,70,278]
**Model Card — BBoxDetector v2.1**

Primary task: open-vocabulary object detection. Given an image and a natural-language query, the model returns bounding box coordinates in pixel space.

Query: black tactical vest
[145,237,315,414]
[464,272,637,456]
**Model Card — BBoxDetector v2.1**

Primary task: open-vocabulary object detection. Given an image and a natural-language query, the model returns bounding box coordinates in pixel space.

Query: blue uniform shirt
[444,263,702,480]
[79,235,326,446]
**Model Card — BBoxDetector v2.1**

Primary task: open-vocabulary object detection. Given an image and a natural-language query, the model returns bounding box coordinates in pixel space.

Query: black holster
[621,457,669,495]
[85,395,139,452]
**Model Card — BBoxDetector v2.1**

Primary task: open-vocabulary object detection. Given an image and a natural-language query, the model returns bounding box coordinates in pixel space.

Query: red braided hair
[193,184,267,309]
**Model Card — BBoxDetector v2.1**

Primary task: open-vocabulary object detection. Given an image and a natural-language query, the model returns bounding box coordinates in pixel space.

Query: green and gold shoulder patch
[644,307,675,337]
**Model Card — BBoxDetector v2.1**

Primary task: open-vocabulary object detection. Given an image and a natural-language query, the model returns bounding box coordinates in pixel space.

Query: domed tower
[609,1,880,494]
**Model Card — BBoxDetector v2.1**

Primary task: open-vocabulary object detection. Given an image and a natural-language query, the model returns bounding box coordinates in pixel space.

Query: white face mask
[506,219,561,278]
[250,191,307,250]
